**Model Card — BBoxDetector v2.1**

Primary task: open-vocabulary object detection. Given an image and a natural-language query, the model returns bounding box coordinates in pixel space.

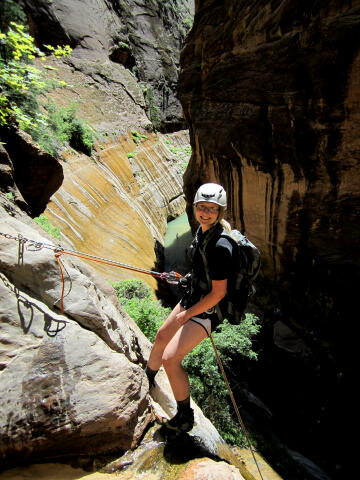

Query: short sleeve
[207,237,233,280]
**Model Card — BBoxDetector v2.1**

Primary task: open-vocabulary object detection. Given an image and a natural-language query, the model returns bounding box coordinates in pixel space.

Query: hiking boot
[164,408,194,433]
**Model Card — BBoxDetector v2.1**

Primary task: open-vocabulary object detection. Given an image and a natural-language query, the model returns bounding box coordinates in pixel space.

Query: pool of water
[164,213,193,277]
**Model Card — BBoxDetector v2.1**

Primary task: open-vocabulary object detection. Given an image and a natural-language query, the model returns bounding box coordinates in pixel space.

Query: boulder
[178,459,246,479]
[0,127,63,217]
[0,206,153,467]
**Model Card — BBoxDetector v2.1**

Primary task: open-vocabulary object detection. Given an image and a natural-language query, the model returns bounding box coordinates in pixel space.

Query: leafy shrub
[0,21,95,157]
[0,23,48,129]
[131,130,147,144]
[42,102,94,156]
[111,279,170,342]
[0,0,26,33]
[34,214,61,240]
[183,315,260,445]
[112,279,151,300]
[0,22,70,130]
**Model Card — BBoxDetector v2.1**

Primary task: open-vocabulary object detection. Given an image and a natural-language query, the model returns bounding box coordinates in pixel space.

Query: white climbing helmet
[193,183,227,208]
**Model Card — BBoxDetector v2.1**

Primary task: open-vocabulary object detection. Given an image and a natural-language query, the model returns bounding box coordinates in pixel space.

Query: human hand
[175,310,190,325]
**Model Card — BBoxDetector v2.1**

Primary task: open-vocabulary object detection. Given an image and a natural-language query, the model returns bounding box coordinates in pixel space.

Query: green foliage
[127,151,136,158]
[142,86,161,130]
[0,21,93,157]
[43,44,72,58]
[111,279,170,342]
[43,102,94,156]
[183,315,261,445]
[183,17,193,29]
[112,279,151,300]
[23,101,94,157]
[33,214,61,240]
[131,130,147,144]
[164,136,192,172]
[0,23,48,129]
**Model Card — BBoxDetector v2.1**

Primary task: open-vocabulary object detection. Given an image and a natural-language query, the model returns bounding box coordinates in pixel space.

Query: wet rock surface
[43,131,189,288]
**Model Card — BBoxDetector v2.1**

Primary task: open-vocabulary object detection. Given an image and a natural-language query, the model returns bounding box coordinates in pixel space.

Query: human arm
[175,278,227,325]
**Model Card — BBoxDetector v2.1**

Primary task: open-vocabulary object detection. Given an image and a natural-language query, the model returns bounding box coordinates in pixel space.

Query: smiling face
[194,202,220,231]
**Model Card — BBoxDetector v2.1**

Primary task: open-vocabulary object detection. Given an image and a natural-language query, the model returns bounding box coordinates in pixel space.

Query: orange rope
[53,248,182,313]
[58,249,164,277]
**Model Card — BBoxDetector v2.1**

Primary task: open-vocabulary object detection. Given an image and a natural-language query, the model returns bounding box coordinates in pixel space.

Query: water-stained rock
[42,131,189,288]
[179,1,359,478]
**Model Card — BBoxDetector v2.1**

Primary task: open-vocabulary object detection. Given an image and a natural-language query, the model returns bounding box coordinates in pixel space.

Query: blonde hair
[218,207,232,232]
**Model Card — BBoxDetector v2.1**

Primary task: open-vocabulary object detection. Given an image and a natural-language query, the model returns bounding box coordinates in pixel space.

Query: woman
[145,183,234,432]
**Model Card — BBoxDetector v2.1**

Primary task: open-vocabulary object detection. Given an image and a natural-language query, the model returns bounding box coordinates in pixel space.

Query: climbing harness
[1,230,264,479]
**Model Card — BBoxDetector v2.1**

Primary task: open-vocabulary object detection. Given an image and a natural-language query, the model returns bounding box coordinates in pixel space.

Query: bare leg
[147,302,185,371]
[162,320,208,401]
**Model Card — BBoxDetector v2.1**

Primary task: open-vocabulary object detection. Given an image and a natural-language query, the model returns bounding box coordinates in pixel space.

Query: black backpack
[194,227,261,325]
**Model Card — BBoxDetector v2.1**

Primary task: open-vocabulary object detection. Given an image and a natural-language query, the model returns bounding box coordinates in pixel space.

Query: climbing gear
[208,332,264,480]
[179,272,191,290]
[189,316,211,337]
[163,407,194,433]
[0,231,182,313]
[160,271,181,284]
[191,224,261,325]
[193,183,227,208]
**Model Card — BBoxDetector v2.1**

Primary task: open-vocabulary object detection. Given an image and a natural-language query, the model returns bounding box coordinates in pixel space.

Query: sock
[176,396,191,412]
[144,365,158,387]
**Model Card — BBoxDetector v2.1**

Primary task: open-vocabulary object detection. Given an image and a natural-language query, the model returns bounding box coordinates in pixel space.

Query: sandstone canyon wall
[1,0,194,288]
[44,130,189,289]
[179,1,359,478]
[20,0,194,130]
[0,2,263,477]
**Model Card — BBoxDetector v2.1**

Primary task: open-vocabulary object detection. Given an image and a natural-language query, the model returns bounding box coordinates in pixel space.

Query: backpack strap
[198,245,224,323]
[196,223,225,322]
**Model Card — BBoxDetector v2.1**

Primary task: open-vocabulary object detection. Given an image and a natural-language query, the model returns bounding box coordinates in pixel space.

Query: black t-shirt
[181,224,234,326]
[193,229,233,281]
